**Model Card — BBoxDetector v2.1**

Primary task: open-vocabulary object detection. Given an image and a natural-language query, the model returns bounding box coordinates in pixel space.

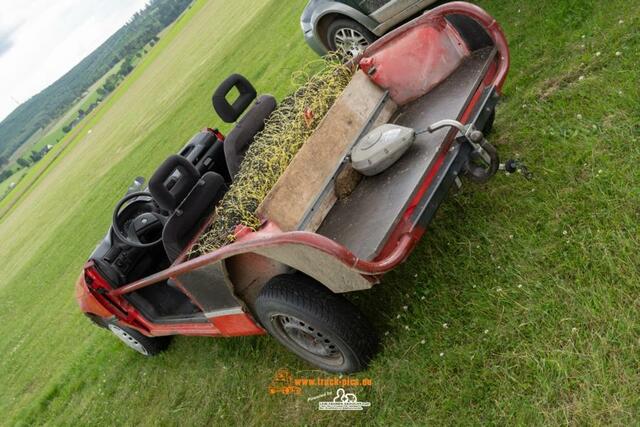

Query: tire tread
[256,274,378,372]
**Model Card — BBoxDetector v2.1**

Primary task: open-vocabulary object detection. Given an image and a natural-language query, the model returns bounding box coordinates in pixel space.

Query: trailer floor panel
[317,47,496,261]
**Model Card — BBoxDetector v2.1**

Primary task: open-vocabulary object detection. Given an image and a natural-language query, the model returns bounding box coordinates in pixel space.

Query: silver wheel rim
[333,27,369,57]
[108,324,149,356]
[270,314,345,367]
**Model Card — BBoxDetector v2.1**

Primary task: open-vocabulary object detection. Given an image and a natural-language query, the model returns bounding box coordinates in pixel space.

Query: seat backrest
[149,155,201,212]
[212,74,257,124]
[162,171,227,261]
[212,73,278,179]
[223,94,277,178]
[179,131,230,182]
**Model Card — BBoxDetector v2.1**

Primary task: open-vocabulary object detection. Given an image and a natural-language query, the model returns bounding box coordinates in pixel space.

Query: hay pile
[189,57,354,256]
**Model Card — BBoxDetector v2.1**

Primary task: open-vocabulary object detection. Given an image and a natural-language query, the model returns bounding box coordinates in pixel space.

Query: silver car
[301,0,439,57]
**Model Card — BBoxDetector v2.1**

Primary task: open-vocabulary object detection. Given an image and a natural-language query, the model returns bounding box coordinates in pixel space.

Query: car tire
[255,273,378,373]
[107,323,172,356]
[84,313,108,329]
[326,19,377,58]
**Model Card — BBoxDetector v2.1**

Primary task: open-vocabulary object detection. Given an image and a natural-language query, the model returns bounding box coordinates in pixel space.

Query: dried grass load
[190,57,354,256]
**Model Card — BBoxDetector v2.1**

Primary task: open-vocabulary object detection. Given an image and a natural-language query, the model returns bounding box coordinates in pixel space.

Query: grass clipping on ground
[190,57,354,256]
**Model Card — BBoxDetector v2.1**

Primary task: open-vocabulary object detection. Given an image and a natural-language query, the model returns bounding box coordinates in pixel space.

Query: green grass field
[1,0,639,424]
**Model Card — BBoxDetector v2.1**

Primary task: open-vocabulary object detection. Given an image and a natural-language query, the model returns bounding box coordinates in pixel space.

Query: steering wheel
[112,191,169,248]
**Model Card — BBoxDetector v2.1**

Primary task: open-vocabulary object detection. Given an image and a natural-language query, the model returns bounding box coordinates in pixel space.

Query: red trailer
[76,2,510,373]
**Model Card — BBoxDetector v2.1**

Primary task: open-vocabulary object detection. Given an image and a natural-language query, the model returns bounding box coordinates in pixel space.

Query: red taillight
[83,262,109,291]
[81,261,150,333]
[207,127,225,142]
[83,262,128,319]
[83,265,97,286]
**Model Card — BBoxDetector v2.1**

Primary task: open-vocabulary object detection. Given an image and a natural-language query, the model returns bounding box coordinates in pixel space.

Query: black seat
[149,155,201,212]
[162,172,226,261]
[149,155,227,261]
[212,74,277,179]
[223,95,277,178]
[178,131,230,182]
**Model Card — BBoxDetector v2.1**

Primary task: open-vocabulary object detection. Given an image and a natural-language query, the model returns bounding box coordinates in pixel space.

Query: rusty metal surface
[175,262,242,313]
[317,47,496,260]
[252,243,373,293]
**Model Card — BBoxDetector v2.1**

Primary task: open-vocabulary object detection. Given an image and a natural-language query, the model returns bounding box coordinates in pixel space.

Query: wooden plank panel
[257,71,397,231]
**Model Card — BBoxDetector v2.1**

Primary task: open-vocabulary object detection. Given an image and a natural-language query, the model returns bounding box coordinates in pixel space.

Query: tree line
[0,0,193,161]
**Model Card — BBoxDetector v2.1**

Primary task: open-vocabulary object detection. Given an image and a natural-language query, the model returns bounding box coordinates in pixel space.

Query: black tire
[107,322,172,356]
[483,108,496,135]
[84,313,108,329]
[326,19,377,58]
[255,274,378,373]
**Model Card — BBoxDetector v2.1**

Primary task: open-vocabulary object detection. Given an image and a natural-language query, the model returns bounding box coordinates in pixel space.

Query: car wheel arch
[223,253,341,310]
[314,11,378,51]
[222,249,371,318]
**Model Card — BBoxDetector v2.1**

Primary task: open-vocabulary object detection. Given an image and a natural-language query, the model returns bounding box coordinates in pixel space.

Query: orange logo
[268,369,302,396]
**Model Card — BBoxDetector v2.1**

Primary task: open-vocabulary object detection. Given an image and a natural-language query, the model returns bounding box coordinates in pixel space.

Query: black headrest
[149,155,200,211]
[212,73,257,123]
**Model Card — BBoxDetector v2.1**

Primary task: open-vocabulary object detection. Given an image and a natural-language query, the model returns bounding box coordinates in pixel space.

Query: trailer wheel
[107,323,172,356]
[255,274,378,373]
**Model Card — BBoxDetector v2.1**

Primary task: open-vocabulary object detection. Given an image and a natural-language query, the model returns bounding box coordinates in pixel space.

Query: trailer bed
[317,47,497,260]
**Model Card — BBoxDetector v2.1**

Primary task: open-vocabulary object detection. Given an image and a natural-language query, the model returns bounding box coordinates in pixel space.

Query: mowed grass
[0,0,639,425]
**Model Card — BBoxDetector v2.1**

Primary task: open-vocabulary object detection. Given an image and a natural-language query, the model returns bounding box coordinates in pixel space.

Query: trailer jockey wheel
[255,274,378,373]
[421,119,500,184]
[112,191,169,248]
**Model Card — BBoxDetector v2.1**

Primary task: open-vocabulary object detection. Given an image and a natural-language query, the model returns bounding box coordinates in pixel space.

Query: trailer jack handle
[418,119,500,184]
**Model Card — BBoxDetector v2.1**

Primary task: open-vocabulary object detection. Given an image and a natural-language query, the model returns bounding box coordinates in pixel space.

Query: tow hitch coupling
[420,119,499,184]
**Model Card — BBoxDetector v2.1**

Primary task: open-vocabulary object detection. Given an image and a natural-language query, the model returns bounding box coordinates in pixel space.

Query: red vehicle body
[77,2,510,372]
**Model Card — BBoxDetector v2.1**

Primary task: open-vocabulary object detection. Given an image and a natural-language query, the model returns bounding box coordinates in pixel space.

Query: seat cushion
[149,155,201,212]
[162,172,227,261]
[224,94,277,179]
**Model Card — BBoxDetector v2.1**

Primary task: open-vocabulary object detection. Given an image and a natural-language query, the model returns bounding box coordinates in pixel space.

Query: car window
[336,0,395,15]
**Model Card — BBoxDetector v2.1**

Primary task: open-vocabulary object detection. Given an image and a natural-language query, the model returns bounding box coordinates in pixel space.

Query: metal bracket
[420,119,499,183]
[421,119,490,163]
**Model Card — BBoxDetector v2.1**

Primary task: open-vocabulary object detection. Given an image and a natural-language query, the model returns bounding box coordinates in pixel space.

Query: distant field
[0,169,25,196]
[1,0,639,425]
[0,47,155,202]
